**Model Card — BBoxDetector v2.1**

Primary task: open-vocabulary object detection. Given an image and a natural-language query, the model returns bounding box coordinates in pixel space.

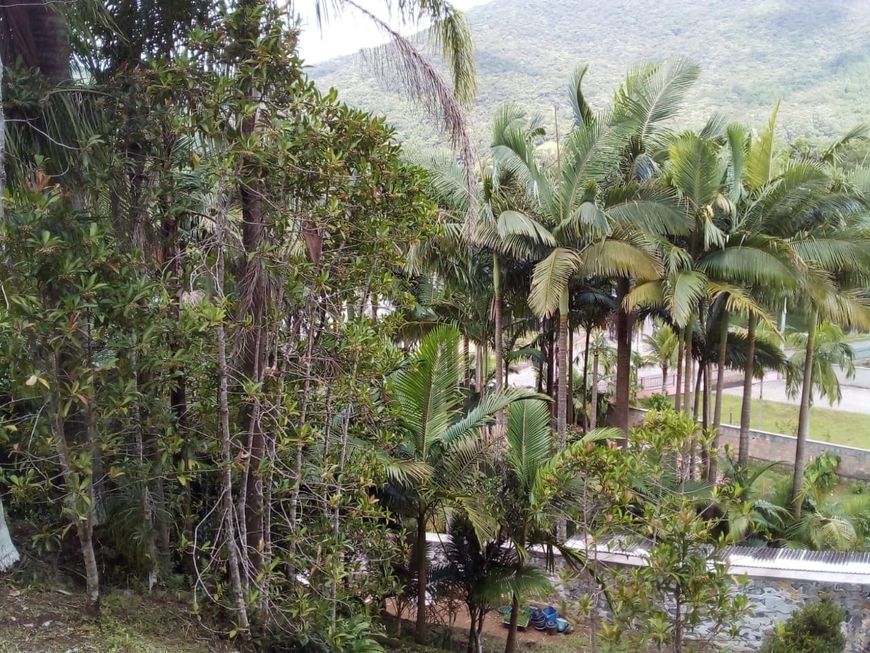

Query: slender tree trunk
[582,327,591,426]
[738,313,757,467]
[701,362,712,479]
[708,312,729,482]
[791,310,817,518]
[661,363,668,394]
[493,255,505,434]
[674,329,683,412]
[216,210,250,633]
[713,313,729,429]
[614,279,633,434]
[463,337,471,387]
[414,512,428,644]
[682,325,694,415]
[546,325,554,399]
[692,363,703,422]
[52,409,100,615]
[674,594,683,653]
[0,57,17,577]
[557,288,569,449]
[567,326,575,425]
[590,350,599,429]
[475,343,484,395]
[504,593,520,653]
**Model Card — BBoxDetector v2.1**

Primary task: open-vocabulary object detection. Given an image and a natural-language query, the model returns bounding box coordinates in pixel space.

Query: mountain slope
[310,0,870,148]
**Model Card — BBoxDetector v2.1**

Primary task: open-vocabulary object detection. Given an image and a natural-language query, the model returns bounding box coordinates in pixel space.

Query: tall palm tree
[789,285,870,516]
[424,106,554,430]
[499,399,617,653]
[740,140,870,515]
[495,69,689,443]
[386,325,533,644]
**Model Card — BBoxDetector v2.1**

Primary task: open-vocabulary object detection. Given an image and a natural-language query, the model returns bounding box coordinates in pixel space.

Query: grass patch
[715,394,870,450]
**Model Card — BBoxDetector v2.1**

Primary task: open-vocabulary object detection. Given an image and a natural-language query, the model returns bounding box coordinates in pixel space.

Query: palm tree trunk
[590,351,599,429]
[567,326,575,425]
[463,337,471,387]
[702,361,712,479]
[738,313,757,467]
[661,363,668,394]
[614,279,633,434]
[546,325,554,399]
[504,593,520,653]
[791,310,817,518]
[692,363,703,422]
[674,329,684,412]
[557,288,569,449]
[713,312,729,429]
[708,313,729,482]
[582,327,591,426]
[0,495,19,572]
[414,512,429,644]
[493,255,506,433]
[682,325,694,415]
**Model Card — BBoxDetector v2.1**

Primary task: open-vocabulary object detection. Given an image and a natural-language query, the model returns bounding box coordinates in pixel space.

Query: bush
[760,597,846,653]
[643,393,672,411]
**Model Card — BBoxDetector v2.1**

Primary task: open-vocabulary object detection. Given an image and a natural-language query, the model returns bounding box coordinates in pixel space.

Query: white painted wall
[0,495,19,572]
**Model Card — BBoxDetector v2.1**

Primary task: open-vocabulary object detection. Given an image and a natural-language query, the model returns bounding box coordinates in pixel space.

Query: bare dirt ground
[0,584,234,653]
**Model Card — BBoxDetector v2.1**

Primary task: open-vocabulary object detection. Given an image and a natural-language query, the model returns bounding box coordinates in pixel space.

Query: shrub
[760,597,846,653]
[643,393,672,411]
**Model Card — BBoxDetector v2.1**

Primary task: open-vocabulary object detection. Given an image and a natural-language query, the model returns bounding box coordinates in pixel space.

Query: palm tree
[423,107,554,431]
[494,68,688,443]
[786,322,856,407]
[735,135,870,515]
[311,0,478,182]
[587,329,612,429]
[789,286,870,517]
[499,399,618,653]
[386,325,533,644]
[644,322,679,394]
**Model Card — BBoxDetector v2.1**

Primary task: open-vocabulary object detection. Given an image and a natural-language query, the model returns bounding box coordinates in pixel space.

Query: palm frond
[613,58,700,145]
[578,240,659,282]
[528,247,582,317]
[505,399,553,487]
[745,102,779,190]
[568,64,594,127]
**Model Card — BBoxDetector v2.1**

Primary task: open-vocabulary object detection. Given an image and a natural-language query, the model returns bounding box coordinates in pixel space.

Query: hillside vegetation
[311,0,870,147]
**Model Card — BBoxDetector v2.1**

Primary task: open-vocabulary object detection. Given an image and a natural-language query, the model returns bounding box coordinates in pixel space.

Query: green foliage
[760,597,846,653]
[601,411,750,652]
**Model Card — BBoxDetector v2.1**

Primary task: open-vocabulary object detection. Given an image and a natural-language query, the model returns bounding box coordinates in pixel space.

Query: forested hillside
[312,0,870,147]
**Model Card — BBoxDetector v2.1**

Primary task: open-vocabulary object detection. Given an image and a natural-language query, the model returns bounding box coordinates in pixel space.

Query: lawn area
[716,394,870,450]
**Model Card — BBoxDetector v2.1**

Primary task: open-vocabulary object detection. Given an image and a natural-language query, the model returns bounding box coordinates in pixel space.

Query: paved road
[723,377,870,415]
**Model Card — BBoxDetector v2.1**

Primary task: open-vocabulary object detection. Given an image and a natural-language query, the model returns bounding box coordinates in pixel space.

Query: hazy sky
[295,0,494,64]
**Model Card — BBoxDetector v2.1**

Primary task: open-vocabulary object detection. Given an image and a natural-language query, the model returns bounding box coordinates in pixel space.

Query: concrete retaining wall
[628,408,870,480]
[834,364,870,388]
